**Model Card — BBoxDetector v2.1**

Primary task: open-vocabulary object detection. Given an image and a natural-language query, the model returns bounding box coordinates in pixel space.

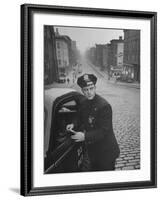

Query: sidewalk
[88,62,140,89]
[45,81,75,90]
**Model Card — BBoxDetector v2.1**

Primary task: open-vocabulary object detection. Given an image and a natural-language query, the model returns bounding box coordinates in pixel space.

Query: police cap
[77,73,97,88]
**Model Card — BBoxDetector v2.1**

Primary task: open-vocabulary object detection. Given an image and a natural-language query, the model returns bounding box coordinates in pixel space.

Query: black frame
[21,3,157,196]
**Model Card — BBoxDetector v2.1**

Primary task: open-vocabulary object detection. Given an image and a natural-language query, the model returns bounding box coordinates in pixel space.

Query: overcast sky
[54,26,124,53]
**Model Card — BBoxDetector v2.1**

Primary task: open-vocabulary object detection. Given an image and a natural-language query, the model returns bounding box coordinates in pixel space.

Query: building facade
[44,26,59,85]
[95,44,103,68]
[55,28,79,79]
[95,44,108,70]
[102,45,108,69]
[87,36,125,79]
[88,47,96,65]
[55,35,71,76]
[71,40,80,65]
[117,42,124,67]
[123,30,140,82]
[56,39,69,73]
[108,36,124,77]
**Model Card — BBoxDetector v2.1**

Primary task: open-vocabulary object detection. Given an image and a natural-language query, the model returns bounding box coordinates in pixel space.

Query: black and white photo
[44,26,140,174]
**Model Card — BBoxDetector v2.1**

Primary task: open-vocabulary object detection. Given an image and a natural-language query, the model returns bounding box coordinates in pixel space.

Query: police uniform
[77,74,120,171]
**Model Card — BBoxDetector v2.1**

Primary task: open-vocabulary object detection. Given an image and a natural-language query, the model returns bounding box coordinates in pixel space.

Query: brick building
[88,47,96,65]
[55,29,72,76]
[87,36,124,77]
[44,26,59,85]
[55,28,79,78]
[108,36,124,77]
[95,44,108,70]
[123,30,140,82]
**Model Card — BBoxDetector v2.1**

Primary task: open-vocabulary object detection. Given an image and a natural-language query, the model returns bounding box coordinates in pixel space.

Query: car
[57,78,65,83]
[57,76,66,83]
[57,73,67,83]
[44,88,86,174]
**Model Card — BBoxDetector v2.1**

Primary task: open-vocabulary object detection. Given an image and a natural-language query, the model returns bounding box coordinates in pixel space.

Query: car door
[45,92,85,174]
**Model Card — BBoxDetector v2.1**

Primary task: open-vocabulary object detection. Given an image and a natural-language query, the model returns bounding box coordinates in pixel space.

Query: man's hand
[71,131,85,142]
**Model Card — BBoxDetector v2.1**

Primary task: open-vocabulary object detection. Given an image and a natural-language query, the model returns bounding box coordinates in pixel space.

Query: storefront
[122,63,140,82]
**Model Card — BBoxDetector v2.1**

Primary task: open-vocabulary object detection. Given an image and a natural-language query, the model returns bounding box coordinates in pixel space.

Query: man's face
[82,84,96,100]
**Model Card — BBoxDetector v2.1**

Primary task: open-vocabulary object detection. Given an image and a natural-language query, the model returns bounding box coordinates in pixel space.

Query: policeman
[67,73,120,171]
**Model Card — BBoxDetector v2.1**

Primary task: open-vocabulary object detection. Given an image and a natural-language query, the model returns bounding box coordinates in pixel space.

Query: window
[59,100,77,112]
[57,51,61,58]
[58,59,61,65]
[64,60,67,66]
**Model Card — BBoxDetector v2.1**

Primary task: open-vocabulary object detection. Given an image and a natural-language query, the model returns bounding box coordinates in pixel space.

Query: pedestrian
[67,73,120,171]
[67,78,70,84]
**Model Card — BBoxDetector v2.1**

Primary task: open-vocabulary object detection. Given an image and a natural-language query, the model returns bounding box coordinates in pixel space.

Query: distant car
[44,88,86,174]
[58,73,66,83]
[58,77,65,83]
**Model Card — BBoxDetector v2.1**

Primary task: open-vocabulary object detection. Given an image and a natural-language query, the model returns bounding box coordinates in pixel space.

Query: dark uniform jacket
[79,94,120,171]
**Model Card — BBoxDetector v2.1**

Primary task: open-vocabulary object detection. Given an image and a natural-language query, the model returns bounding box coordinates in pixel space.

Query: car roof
[45,88,77,106]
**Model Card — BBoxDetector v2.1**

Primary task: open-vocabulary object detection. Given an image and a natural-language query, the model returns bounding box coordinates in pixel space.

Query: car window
[62,100,76,106]
[58,100,77,113]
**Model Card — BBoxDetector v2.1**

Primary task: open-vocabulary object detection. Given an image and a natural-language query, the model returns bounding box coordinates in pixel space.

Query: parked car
[58,73,66,83]
[44,88,86,174]
[117,76,134,83]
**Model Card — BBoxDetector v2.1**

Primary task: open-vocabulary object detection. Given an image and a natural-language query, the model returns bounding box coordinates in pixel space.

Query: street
[53,60,140,171]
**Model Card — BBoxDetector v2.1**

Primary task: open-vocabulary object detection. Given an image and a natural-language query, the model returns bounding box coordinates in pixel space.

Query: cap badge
[84,74,89,81]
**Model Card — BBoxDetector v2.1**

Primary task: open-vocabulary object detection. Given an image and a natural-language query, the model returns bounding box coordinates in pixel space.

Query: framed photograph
[21,4,157,196]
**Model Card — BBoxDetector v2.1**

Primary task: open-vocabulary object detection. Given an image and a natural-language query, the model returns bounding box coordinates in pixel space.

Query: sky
[54,26,124,54]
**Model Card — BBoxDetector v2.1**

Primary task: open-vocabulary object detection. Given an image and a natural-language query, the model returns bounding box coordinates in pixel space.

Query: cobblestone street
[109,87,140,170]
